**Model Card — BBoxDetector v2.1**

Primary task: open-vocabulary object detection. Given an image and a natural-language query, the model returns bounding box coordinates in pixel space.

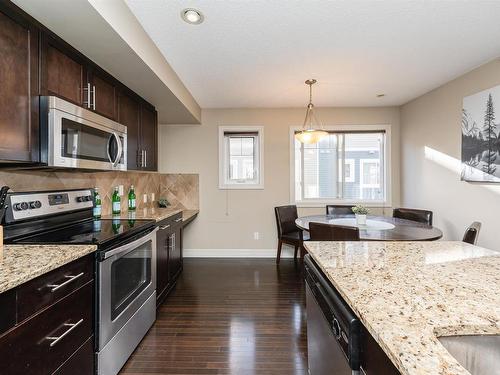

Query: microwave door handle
[112,132,123,166]
[106,134,114,164]
[106,132,123,166]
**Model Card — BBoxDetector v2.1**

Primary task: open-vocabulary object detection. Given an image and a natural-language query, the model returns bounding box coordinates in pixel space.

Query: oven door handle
[101,227,158,260]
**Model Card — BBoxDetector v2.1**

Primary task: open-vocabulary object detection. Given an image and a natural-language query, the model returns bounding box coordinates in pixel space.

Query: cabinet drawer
[17,254,94,322]
[53,335,94,375]
[157,212,182,231]
[0,281,93,375]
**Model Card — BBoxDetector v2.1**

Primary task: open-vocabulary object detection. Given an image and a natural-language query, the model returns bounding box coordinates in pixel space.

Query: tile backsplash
[0,170,198,215]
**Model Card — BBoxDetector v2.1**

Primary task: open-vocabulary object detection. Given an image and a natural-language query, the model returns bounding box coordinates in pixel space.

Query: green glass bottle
[128,185,136,211]
[93,188,102,219]
[112,186,121,215]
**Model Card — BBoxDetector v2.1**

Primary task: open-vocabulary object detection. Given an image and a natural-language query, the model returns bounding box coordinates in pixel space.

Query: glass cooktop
[13,218,155,247]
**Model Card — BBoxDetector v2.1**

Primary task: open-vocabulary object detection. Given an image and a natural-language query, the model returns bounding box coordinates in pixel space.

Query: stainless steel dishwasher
[304,254,361,375]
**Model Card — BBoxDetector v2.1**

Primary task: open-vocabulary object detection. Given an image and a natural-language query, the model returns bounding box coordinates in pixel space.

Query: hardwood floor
[120,258,307,375]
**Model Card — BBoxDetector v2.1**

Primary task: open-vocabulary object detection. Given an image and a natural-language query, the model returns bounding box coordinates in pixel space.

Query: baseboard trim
[184,247,296,258]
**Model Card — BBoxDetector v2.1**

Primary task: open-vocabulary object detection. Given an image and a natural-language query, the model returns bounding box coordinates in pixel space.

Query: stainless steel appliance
[3,188,157,375]
[42,96,127,171]
[96,227,157,375]
[304,255,361,375]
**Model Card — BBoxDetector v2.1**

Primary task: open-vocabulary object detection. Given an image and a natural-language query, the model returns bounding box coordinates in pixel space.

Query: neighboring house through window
[290,125,390,206]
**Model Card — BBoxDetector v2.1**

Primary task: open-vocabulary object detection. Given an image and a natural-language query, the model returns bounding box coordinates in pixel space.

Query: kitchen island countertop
[304,241,500,375]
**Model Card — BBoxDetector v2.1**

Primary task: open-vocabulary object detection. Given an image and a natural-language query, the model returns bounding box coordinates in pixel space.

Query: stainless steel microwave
[45,96,127,171]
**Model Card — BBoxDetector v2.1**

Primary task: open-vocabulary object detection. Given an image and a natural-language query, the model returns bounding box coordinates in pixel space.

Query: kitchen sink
[438,334,500,375]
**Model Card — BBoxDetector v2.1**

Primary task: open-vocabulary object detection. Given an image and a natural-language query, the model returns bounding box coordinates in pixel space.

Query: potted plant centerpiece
[352,204,369,225]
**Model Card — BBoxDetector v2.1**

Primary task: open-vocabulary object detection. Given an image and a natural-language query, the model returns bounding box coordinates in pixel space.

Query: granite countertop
[0,244,97,294]
[103,207,199,223]
[303,241,500,375]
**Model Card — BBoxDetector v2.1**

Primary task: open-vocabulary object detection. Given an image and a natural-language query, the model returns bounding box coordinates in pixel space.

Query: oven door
[48,98,127,171]
[97,228,157,349]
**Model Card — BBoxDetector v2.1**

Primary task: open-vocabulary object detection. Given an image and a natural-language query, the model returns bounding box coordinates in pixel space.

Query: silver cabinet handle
[140,150,145,168]
[47,272,84,293]
[144,150,147,168]
[92,85,96,110]
[46,319,84,347]
[174,218,182,223]
[159,224,170,230]
[84,83,91,108]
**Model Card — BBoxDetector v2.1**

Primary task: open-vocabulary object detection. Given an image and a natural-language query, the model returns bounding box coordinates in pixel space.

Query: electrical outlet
[150,193,155,202]
[118,185,124,196]
[253,232,260,240]
[143,194,148,203]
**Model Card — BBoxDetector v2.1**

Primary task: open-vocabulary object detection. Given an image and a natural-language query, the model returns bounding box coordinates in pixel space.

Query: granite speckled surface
[103,208,199,224]
[303,241,500,375]
[0,244,97,294]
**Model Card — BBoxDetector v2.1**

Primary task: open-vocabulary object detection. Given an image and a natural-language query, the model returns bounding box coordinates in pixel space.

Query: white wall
[401,59,500,251]
[160,107,400,256]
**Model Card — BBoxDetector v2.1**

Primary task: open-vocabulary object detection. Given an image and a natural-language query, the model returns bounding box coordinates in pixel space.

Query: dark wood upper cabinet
[118,90,141,169]
[0,5,39,163]
[89,68,117,121]
[140,103,158,171]
[120,91,158,171]
[42,35,85,107]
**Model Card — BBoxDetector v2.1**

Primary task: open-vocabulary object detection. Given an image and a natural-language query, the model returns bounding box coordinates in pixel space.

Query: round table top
[295,214,443,241]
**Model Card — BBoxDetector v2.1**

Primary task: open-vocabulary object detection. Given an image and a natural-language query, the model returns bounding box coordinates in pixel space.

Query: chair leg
[300,245,306,260]
[294,245,299,261]
[276,240,283,264]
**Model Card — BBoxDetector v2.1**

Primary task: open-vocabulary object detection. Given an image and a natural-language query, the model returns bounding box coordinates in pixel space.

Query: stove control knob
[86,195,93,202]
[14,202,29,211]
[29,201,42,209]
[77,196,84,202]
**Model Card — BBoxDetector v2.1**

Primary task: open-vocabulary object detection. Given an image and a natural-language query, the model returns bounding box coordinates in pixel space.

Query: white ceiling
[126,0,500,109]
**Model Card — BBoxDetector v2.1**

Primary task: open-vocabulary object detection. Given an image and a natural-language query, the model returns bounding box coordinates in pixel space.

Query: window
[219,126,264,189]
[291,125,390,205]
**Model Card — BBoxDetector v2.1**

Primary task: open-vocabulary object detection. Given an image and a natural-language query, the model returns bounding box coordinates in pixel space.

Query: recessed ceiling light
[376,93,386,98]
[181,8,204,25]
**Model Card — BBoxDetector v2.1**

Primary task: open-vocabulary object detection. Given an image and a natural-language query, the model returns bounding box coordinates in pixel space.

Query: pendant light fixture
[295,79,328,144]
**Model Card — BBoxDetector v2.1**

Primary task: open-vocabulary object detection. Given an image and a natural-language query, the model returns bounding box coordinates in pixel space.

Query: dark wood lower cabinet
[54,336,94,375]
[0,255,95,374]
[156,213,183,307]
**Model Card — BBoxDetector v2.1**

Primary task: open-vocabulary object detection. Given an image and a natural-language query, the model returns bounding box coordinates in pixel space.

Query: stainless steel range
[3,188,157,375]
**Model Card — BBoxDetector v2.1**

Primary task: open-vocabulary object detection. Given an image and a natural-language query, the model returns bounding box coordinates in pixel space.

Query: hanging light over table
[295,79,328,144]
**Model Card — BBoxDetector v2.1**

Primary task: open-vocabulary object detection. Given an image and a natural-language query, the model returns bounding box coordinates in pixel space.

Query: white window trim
[219,126,264,190]
[289,124,391,207]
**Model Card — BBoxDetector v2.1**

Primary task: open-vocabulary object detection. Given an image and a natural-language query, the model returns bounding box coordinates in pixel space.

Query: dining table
[295,214,443,241]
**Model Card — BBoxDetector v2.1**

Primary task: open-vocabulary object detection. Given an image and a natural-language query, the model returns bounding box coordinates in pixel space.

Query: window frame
[289,124,391,207]
[219,126,264,190]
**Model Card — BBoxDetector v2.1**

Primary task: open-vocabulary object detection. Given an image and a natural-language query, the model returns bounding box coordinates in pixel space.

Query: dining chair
[326,205,354,216]
[309,222,360,241]
[393,208,433,226]
[274,205,309,263]
[463,222,481,245]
